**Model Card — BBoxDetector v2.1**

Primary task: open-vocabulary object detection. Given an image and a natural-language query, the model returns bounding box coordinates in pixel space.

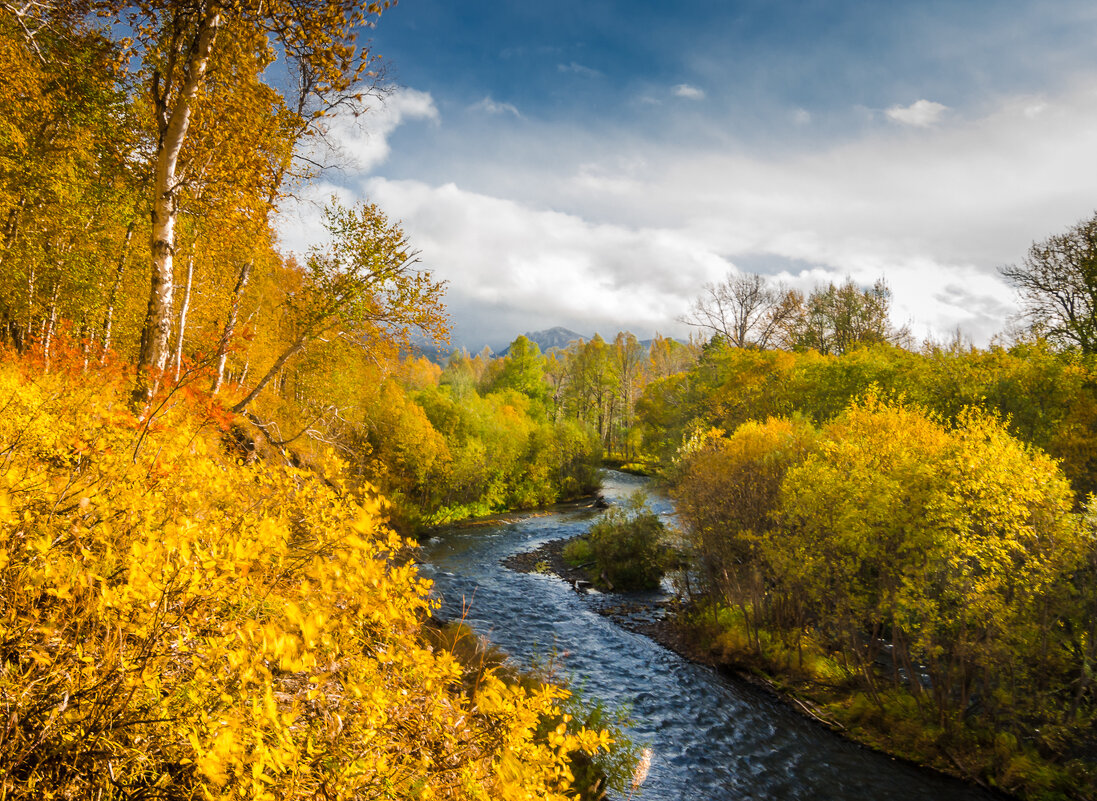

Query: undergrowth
[0,354,612,799]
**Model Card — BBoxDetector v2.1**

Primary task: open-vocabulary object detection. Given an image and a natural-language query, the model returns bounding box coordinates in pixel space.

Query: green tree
[585,492,668,591]
[786,278,910,355]
[488,335,547,403]
[562,335,616,446]
[610,331,645,459]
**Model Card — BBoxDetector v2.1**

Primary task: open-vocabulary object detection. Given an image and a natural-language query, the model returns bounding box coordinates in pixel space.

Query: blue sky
[280,0,1097,349]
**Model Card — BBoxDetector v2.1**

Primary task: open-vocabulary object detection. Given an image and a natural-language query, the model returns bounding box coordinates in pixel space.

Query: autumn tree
[0,11,140,357]
[117,0,395,406]
[785,278,910,355]
[170,25,300,389]
[647,333,698,378]
[674,417,818,647]
[1001,211,1097,353]
[229,200,446,414]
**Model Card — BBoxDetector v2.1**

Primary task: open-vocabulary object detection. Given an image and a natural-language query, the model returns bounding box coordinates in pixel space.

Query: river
[418,471,1001,801]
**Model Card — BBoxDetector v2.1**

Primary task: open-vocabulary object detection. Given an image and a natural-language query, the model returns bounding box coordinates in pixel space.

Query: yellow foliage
[0,362,606,799]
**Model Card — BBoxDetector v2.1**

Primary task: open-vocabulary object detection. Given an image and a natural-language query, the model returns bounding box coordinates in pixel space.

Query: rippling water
[419,471,1001,801]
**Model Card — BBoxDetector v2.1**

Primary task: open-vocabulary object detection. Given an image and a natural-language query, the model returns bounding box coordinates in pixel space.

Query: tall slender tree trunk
[102,219,135,359]
[132,4,222,408]
[213,259,252,393]
[236,309,258,388]
[42,283,59,373]
[21,263,37,351]
[81,325,93,372]
[172,249,195,381]
[0,194,26,271]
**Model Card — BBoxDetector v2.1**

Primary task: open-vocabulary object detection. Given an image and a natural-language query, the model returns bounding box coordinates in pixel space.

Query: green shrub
[563,537,594,567]
[586,492,668,590]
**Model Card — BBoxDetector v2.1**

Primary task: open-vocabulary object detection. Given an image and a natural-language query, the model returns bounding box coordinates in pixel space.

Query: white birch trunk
[213,259,252,394]
[172,250,195,381]
[133,3,222,406]
[42,283,59,374]
[101,219,134,359]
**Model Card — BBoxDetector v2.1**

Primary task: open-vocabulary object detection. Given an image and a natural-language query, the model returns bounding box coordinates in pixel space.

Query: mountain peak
[504,327,587,355]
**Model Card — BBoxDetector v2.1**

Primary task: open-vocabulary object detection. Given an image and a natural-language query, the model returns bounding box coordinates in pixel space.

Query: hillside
[0,356,610,799]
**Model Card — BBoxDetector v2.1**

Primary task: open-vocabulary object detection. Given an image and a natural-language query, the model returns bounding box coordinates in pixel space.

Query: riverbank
[504,535,1020,800]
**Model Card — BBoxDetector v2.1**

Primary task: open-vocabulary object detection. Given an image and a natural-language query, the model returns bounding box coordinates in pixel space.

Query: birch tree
[230,200,447,414]
[120,0,394,406]
[683,272,797,349]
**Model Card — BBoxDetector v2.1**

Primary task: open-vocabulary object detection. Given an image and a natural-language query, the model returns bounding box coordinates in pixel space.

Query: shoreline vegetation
[504,534,1018,800]
[668,399,1097,801]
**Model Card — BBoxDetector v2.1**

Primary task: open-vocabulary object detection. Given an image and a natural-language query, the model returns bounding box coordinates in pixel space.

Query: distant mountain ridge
[415,327,685,364]
[503,327,588,356]
[505,330,689,358]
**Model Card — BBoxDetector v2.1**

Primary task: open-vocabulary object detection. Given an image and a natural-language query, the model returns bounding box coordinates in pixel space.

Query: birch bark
[132,2,222,407]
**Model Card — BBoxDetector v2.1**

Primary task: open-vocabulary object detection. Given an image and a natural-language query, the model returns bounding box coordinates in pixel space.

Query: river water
[419,471,1001,801]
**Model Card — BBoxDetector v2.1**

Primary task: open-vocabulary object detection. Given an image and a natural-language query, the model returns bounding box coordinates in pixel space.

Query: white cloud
[279,79,1097,349]
[558,61,602,78]
[275,181,359,257]
[321,88,438,173]
[276,88,439,255]
[673,83,705,100]
[360,178,714,345]
[885,98,948,127]
[792,108,812,125]
[470,96,523,118]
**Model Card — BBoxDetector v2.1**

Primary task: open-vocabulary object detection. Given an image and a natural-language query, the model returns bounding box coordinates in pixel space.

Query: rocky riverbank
[503,537,703,663]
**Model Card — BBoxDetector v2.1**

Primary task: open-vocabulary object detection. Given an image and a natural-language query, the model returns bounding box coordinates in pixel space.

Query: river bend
[419,471,999,801]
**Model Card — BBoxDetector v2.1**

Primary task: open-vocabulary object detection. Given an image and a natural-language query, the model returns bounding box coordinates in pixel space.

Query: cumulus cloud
[279,79,1097,349]
[360,178,717,346]
[470,96,523,118]
[885,98,948,127]
[276,88,438,255]
[673,83,705,100]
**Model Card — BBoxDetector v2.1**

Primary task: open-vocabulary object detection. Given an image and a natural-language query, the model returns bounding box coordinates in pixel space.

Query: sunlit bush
[0,359,610,799]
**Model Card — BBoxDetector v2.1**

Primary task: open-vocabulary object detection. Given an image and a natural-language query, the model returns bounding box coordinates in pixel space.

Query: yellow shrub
[0,362,607,799]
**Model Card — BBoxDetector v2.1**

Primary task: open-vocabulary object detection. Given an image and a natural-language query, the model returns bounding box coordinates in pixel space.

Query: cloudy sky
[279,0,1097,351]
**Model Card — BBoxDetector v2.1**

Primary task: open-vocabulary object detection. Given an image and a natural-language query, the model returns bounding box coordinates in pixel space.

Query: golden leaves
[0,361,607,799]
